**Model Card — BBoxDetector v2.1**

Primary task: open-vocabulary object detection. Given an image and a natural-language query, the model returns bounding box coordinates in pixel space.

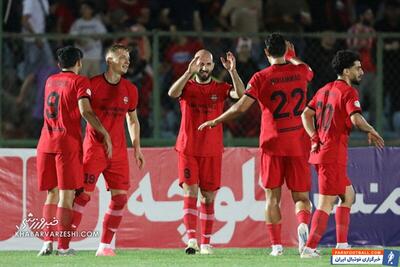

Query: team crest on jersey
[210,94,218,101]
[86,88,92,96]
[123,96,129,104]
[354,100,361,108]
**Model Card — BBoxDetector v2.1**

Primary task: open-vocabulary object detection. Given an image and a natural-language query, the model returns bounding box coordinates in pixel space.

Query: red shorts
[315,163,351,195]
[37,151,83,191]
[260,153,311,192]
[178,153,222,191]
[83,146,130,192]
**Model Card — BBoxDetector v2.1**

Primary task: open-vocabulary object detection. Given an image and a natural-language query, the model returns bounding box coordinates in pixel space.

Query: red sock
[266,223,282,245]
[200,202,214,244]
[306,209,329,249]
[43,204,57,242]
[56,207,73,249]
[71,192,91,229]
[183,196,198,240]
[296,210,311,225]
[335,206,350,243]
[101,194,127,244]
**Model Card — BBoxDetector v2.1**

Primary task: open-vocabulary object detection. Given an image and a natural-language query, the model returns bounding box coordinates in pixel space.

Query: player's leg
[292,191,312,254]
[199,190,216,255]
[197,155,221,255]
[179,153,200,254]
[265,187,283,256]
[55,151,85,255]
[301,163,345,258]
[336,183,354,249]
[301,193,336,258]
[71,149,105,230]
[260,153,284,256]
[36,152,58,256]
[286,156,312,254]
[96,155,130,256]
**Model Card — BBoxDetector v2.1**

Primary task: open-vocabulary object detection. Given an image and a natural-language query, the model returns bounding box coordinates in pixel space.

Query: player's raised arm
[168,56,200,98]
[78,98,112,158]
[221,51,245,99]
[198,95,255,130]
[350,113,384,148]
[126,110,145,169]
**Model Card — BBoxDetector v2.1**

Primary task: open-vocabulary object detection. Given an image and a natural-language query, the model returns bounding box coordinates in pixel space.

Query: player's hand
[285,41,296,60]
[135,149,145,169]
[103,133,112,159]
[368,130,384,149]
[310,133,322,153]
[187,56,200,75]
[221,51,236,72]
[198,120,218,131]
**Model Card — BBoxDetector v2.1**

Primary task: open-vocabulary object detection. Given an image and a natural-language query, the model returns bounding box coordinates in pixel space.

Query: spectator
[347,6,376,119]
[159,0,202,32]
[69,1,107,77]
[220,0,262,33]
[21,0,54,77]
[224,38,260,137]
[304,31,341,96]
[374,0,400,128]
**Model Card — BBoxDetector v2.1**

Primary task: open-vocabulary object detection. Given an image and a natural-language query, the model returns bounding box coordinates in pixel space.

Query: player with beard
[71,44,145,256]
[300,50,384,258]
[168,49,245,255]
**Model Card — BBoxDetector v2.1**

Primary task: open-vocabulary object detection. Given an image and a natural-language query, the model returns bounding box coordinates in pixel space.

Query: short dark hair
[56,46,83,68]
[331,50,360,75]
[264,33,286,57]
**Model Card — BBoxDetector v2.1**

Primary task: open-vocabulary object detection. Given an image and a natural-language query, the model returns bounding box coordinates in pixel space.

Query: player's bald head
[195,49,213,61]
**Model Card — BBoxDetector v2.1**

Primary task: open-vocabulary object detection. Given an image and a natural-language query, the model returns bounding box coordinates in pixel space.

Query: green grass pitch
[0,247,383,267]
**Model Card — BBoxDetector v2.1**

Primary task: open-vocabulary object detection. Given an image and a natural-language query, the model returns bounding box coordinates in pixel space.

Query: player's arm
[198,95,254,130]
[301,107,321,153]
[350,113,384,148]
[126,110,145,169]
[285,41,312,69]
[221,51,245,99]
[168,56,200,98]
[78,98,112,158]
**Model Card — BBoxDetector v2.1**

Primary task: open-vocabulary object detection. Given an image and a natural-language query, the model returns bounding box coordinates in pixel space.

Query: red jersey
[176,79,231,157]
[308,80,362,165]
[37,71,91,153]
[84,75,138,152]
[245,63,313,156]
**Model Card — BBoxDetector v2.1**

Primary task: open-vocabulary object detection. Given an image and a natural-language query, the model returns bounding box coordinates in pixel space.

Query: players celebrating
[36,46,111,256]
[300,50,384,258]
[71,44,145,256]
[169,49,245,254]
[199,33,314,256]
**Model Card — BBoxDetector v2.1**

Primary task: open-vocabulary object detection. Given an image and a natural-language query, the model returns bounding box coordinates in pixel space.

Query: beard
[196,71,211,82]
[351,78,361,85]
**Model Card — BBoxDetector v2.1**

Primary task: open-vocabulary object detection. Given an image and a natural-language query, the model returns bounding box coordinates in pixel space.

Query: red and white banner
[0,148,298,250]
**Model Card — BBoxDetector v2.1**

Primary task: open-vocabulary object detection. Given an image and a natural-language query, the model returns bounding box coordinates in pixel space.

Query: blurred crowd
[2,0,400,139]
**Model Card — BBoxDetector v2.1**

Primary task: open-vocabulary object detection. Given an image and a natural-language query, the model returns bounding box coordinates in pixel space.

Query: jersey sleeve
[307,95,317,111]
[300,64,314,82]
[244,73,260,100]
[128,83,139,112]
[344,89,362,116]
[76,76,92,100]
[223,82,233,99]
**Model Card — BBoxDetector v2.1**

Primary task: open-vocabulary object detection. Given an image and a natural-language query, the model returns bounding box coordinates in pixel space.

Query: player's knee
[265,197,280,207]
[111,194,128,209]
[46,188,59,204]
[200,191,215,204]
